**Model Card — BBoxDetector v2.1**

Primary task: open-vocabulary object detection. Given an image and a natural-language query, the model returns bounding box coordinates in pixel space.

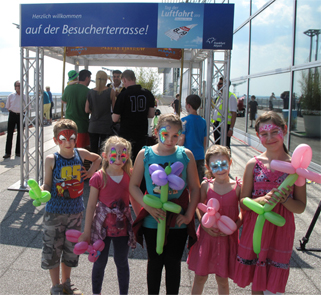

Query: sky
[0,0,162,94]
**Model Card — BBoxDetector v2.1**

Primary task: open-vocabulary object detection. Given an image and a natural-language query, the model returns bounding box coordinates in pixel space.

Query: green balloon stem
[264,173,298,212]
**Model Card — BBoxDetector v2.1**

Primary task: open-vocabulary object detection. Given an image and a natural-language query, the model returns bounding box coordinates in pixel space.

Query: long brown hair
[100,136,132,187]
[255,111,288,154]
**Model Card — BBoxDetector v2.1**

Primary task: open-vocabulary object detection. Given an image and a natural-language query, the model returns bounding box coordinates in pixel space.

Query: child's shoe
[50,284,63,295]
[62,279,83,295]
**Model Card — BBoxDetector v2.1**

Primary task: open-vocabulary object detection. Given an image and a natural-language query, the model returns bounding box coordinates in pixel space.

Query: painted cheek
[259,136,267,145]
[159,127,167,144]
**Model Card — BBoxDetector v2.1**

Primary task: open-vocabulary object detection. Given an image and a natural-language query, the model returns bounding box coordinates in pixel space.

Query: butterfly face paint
[57,130,76,144]
[109,147,117,164]
[159,126,168,144]
[210,160,229,174]
[258,124,284,144]
[158,125,182,144]
[121,148,128,164]
[109,147,128,164]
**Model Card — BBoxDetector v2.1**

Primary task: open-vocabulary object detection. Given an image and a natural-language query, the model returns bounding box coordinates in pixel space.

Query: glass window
[291,67,321,165]
[294,0,321,65]
[250,0,293,75]
[230,0,250,30]
[248,73,291,146]
[232,79,247,134]
[231,23,249,79]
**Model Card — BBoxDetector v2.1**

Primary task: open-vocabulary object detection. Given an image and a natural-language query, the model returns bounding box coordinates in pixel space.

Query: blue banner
[20,3,234,49]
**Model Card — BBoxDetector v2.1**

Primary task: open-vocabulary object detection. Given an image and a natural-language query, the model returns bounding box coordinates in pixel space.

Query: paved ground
[0,103,320,294]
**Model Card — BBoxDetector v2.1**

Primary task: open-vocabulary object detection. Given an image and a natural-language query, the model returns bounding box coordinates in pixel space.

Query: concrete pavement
[0,103,320,294]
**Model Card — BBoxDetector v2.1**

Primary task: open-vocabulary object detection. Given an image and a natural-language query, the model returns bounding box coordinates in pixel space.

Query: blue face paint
[210,160,229,174]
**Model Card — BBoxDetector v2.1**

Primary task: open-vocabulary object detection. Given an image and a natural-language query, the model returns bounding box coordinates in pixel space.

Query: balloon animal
[28,179,51,207]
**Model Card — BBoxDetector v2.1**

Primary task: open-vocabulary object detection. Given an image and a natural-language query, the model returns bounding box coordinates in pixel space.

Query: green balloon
[264,173,298,212]
[253,215,265,255]
[156,219,166,255]
[163,201,181,214]
[143,194,162,209]
[264,211,286,227]
[243,197,264,215]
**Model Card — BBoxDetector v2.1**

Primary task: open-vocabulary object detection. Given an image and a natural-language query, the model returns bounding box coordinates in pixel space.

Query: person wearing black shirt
[112,70,155,162]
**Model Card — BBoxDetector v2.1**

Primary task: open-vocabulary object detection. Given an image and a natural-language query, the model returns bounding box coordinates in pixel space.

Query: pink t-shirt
[90,170,130,237]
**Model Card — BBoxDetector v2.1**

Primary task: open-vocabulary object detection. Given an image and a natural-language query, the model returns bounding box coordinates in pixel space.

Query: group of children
[41,93,306,295]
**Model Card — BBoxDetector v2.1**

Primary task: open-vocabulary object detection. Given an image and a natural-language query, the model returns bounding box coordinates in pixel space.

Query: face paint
[210,160,229,174]
[109,147,117,164]
[159,126,168,144]
[57,130,76,144]
[258,124,284,144]
[121,148,128,164]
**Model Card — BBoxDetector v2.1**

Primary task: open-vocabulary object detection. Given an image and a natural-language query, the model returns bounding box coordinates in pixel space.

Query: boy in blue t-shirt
[179,94,207,182]
[41,119,101,295]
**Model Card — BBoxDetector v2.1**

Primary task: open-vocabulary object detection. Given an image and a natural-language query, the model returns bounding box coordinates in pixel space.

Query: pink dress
[234,157,295,294]
[187,179,240,278]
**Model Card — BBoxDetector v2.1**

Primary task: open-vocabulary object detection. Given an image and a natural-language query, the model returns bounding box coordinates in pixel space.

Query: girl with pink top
[234,111,306,294]
[187,145,242,294]
[79,136,136,295]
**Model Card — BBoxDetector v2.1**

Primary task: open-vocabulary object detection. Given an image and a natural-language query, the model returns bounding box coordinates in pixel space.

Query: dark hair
[175,93,180,98]
[219,77,231,86]
[251,95,256,99]
[79,69,92,82]
[113,70,122,75]
[255,111,289,154]
[186,94,201,110]
[14,80,20,87]
[121,70,136,81]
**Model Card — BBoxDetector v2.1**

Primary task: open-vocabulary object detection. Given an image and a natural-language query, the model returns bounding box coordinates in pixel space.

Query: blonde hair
[101,136,132,187]
[53,119,77,138]
[204,145,231,178]
[96,71,108,94]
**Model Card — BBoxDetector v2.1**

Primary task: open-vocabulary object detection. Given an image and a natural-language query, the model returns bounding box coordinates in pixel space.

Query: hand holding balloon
[28,179,51,207]
[198,198,237,236]
[66,229,105,263]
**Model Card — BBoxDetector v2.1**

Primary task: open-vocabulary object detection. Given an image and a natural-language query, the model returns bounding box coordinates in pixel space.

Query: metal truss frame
[12,48,44,190]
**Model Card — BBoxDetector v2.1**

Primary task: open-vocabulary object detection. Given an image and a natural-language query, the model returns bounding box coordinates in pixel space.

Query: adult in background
[112,69,155,162]
[249,95,258,128]
[212,77,237,151]
[108,70,123,99]
[43,89,51,125]
[269,92,275,110]
[85,70,116,154]
[171,93,180,115]
[46,86,53,124]
[3,81,26,159]
[62,69,91,148]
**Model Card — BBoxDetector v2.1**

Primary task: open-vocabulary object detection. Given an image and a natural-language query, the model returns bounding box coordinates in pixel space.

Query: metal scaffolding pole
[9,47,45,191]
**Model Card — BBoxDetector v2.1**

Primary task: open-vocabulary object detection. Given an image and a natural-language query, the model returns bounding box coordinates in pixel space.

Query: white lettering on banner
[61,24,149,35]
[130,95,147,112]
[32,14,51,19]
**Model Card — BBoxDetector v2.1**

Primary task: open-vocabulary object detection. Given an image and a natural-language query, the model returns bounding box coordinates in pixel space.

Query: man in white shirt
[3,81,26,159]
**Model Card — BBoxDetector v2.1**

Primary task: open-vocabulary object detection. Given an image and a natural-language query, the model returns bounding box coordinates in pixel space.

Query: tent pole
[61,47,66,118]
[178,49,184,117]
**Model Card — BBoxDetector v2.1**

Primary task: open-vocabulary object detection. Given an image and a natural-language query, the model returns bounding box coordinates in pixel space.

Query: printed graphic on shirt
[55,164,84,199]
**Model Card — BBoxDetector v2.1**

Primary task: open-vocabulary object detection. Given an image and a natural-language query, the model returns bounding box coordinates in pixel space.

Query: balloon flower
[198,198,237,235]
[143,162,185,254]
[28,179,51,207]
[66,229,105,263]
[244,144,321,255]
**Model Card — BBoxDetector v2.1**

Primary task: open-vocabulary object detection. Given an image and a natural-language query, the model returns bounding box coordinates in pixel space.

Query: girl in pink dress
[234,111,306,294]
[187,145,242,294]
[79,136,136,295]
